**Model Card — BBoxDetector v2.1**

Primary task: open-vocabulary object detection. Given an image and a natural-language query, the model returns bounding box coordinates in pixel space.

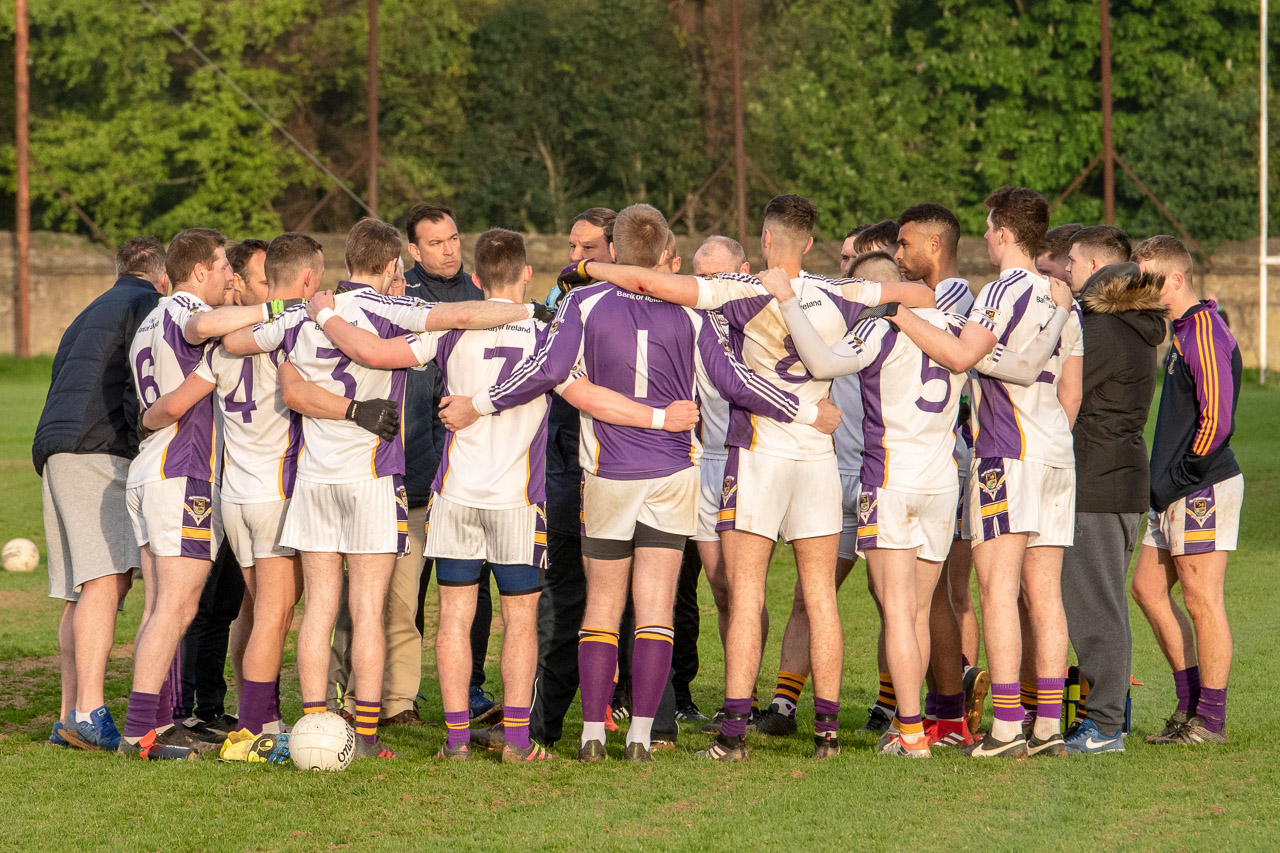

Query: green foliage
[0,0,1276,244]
[456,0,709,232]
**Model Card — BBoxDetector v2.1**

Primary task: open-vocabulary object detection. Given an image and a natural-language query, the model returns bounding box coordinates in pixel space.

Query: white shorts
[717,447,841,542]
[694,454,729,542]
[582,467,699,541]
[280,475,409,556]
[837,472,862,561]
[424,493,548,568]
[222,499,295,567]
[1143,474,1243,557]
[126,476,223,561]
[968,457,1075,548]
[856,485,958,563]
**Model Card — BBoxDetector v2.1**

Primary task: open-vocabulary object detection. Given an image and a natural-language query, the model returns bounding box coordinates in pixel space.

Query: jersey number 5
[915,353,953,413]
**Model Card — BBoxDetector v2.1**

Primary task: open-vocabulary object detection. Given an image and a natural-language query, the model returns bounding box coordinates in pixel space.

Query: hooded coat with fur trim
[1074,263,1168,514]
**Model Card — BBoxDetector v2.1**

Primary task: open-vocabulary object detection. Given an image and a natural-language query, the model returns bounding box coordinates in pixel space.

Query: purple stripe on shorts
[856,486,880,552]
[974,457,1010,541]
[1181,485,1218,555]
[180,478,215,559]
[713,446,741,533]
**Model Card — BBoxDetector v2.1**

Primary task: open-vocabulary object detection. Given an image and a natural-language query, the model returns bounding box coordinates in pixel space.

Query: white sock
[626,716,654,748]
[75,709,94,724]
[991,717,1021,741]
[581,721,606,747]
[155,723,173,735]
[261,719,285,734]
[1033,715,1060,741]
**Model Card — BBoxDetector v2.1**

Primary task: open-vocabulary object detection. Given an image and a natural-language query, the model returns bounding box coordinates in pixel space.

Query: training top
[408,304,576,510]
[195,345,302,503]
[475,281,814,481]
[695,272,882,461]
[695,312,732,457]
[967,267,1083,468]
[256,283,435,485]
[843,309,968,494]
[1149,300,1242,512]
[128,292,219,488]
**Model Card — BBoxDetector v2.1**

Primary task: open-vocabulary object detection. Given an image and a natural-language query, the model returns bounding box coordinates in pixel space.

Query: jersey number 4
[224,359,257,423]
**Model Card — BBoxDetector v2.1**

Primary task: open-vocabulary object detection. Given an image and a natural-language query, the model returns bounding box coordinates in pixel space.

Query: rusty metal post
[367,0,380,218]
[731,0,748,245]
[15,0,31,358]
[1101,0,1115,224]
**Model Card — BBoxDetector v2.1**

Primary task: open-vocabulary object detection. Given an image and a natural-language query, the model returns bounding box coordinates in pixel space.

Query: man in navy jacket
[34,237,166,751]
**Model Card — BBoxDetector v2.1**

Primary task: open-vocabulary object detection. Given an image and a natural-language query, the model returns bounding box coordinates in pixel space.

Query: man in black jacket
[34,237,166,750]
[1059,228,1166,753]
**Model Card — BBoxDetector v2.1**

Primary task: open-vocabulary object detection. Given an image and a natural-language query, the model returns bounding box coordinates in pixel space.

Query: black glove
[856,301,899,322]
[530,301,555,324]
[557,260,592,291]
[346,398,400,442]
[267,298,304,319]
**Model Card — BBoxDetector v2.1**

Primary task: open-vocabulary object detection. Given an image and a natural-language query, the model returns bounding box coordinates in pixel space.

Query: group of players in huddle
[53,184,1243,764]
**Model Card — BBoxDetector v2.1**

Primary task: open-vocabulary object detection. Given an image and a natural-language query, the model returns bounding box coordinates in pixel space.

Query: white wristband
[261,303,271,322]
[315,307,336,327]
[650,407,666,430]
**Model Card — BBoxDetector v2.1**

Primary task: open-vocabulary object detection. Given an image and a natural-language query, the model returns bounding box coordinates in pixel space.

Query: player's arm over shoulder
[315,309,420,369]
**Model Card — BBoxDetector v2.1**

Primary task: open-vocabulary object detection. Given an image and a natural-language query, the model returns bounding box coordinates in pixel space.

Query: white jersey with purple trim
[128,292,220,489]
[967,267,1083,468]
[842,309,967,494]
[271,283,437,485]
[195,345,302,504]
[695,271,882,461]
[409,307,576,511]
[936,277,973,315]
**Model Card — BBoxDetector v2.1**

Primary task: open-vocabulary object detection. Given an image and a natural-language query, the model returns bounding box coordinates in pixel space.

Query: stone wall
[4,231,1279,368]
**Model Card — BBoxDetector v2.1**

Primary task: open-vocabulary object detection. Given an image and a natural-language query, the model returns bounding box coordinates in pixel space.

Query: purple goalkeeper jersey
[475,282,809,481]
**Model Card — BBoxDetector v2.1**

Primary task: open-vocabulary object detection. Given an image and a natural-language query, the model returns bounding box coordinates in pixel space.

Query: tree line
[0,0,1274,251]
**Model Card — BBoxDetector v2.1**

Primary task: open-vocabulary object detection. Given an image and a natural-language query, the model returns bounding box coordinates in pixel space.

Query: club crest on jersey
[1189,498,1211,520]
[980,469,1005,497]
[721,476,737,504]
[185,497,212,525]
[982,308,998,322]
[858,493,875,522]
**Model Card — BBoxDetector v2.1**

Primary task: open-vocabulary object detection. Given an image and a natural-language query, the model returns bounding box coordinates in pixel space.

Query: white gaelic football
[1,538,38,572]
[289,711,355,771]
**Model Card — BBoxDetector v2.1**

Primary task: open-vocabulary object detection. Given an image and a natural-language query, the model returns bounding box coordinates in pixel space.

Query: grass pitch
[1,356,1277,852]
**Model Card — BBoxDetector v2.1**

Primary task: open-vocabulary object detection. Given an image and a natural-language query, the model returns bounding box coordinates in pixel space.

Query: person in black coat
[1059,234,1167,752]
[34,237,166,749]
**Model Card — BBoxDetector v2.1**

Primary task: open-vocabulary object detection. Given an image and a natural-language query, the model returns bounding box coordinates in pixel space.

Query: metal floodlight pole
[14,0,31,358]
[367,0,380,218]
[1101,0,1115,224]
[730,0,748,246]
